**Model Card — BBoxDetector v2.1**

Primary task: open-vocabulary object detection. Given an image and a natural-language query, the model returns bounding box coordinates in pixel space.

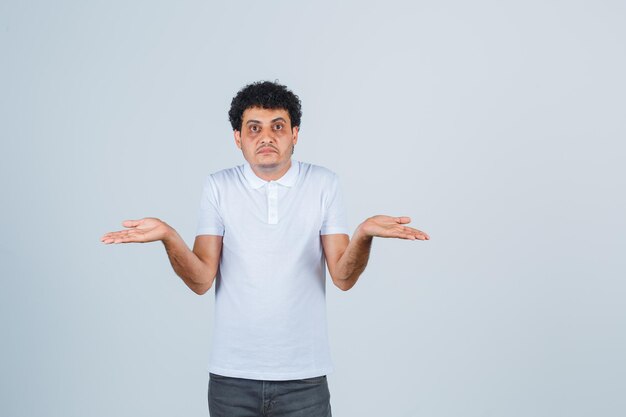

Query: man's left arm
[322,215,429,291]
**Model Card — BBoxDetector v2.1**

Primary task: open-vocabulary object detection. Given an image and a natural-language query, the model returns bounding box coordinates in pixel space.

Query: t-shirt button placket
[267,182,278,224]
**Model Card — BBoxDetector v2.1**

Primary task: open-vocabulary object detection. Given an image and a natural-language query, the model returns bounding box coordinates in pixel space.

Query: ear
[291,126,299,146]
[234,130,242,149]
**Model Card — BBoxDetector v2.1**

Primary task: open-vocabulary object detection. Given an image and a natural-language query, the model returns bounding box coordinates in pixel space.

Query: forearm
[162,226,217,294]
[333,226,373,290]
[324,215,429,291]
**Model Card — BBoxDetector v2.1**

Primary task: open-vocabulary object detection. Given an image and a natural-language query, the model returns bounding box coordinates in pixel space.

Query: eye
[273,124,283,131]
[250,125,260,133]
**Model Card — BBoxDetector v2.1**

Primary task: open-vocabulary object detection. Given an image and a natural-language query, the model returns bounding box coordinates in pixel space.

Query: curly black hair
[228,81,302,131]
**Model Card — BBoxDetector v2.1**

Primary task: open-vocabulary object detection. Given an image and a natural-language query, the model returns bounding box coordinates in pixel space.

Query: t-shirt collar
[243,160,299,189]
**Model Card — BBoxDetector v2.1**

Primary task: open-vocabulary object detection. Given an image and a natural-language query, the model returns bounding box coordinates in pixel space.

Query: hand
[101,217,172,244]
[359,215,430,241]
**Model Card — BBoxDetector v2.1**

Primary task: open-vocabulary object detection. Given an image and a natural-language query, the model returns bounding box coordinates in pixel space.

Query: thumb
[122,219,142,228]
[395,216,411,224]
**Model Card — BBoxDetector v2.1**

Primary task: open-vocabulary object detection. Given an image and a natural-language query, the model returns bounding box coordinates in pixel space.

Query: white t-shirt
[196,159,349,380]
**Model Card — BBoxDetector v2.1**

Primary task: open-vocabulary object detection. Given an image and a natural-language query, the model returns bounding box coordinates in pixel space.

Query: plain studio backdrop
[1,1,624,416]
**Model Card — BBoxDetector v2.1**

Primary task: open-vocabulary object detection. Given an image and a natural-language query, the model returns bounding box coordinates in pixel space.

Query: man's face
[234,106,299,172]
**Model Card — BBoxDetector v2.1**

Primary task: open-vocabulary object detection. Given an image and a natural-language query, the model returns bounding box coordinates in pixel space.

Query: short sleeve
[320,173,350,235]
[196,175,225,236]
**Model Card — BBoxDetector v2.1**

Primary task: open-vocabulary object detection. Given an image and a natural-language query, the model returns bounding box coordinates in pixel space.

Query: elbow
[191,274,216,295]
[332,277,355,292]
[193,283,212,295]
[192,268,218,295]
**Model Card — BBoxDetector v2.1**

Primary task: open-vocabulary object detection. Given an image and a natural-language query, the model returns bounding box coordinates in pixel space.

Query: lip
[257,147,278,154]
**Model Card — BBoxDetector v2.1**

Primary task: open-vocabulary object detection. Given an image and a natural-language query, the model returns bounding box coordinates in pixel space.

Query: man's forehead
[242,107,291,123]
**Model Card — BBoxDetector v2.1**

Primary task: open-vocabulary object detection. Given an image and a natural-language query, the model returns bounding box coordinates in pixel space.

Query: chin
[257,162,280,170]
[255,155,286,167]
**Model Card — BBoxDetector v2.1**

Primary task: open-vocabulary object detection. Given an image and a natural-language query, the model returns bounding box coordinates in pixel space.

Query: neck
[250,159,292,181]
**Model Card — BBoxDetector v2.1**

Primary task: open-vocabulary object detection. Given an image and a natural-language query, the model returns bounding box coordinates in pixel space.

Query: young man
[101,81,429,417]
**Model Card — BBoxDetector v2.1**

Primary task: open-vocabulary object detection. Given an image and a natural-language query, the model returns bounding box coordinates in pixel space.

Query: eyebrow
[245,117,288,125]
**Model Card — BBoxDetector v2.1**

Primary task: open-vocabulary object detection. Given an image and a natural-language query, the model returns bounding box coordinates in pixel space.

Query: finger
[400,226,429,240]
[383,228,417,239]
[408,232,428,240]
[102,233,126,244]
[399,231,429,241]
[102,237,132,244]
[394,216,411,224]
[102,228,145,243]
[392,229,429,241]
[116,235,139,243]
[414,230,430,240]
[122,219,142,228]
[101,231,122,241]
[102,230,129,238]
[111,234,145,244]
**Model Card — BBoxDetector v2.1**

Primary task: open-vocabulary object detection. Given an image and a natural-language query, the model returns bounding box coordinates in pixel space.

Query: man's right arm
[101,217,223,295]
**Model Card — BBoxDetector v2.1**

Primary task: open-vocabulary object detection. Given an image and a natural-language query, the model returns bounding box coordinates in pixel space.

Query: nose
[260,131,276,144]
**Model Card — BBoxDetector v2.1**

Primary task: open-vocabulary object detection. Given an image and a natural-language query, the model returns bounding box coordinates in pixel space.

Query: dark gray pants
[208,373,332,417]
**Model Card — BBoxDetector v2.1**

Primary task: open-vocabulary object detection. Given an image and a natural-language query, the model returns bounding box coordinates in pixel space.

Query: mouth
[257,147,278,154]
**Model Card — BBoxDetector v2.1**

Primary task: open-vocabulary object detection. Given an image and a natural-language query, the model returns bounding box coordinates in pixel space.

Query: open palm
[101,218,169,244]
[360,215,430,240]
